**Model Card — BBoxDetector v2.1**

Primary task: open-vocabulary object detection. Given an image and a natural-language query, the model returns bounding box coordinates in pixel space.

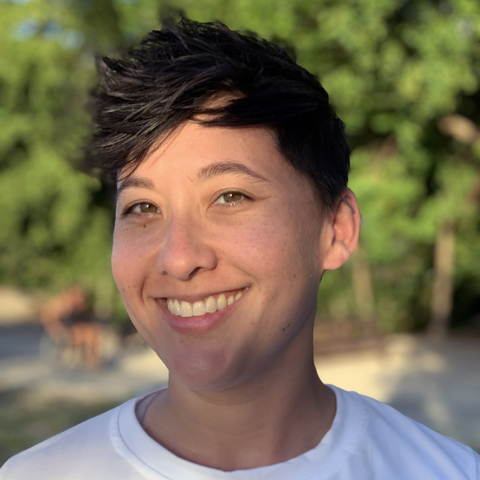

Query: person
[39,285,103,369]
[1,18,479,480]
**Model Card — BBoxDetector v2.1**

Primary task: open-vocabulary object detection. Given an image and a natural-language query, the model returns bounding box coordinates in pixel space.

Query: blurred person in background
[1,18,479,480]
[39,285,102,369]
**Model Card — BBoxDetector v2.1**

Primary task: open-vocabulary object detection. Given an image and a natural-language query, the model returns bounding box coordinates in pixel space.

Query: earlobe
[321,189,361,271]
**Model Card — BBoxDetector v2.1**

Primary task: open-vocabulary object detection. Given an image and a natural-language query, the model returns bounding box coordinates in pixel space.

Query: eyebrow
[197,161,268,182]
[117,177,155,196]
[116,161,268,196]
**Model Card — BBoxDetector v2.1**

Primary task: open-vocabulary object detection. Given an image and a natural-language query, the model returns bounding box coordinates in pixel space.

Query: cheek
[111,231,153,300]
[111,253,138,320]
[111,237,131,292]
[219,213,314,282]
[112,224,160,273]
[111,239,158,344]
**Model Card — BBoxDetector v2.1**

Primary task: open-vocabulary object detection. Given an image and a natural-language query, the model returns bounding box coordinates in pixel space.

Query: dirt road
[0,325,479,451]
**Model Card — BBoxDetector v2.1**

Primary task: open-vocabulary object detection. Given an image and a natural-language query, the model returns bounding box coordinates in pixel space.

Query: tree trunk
[428,222,456,338]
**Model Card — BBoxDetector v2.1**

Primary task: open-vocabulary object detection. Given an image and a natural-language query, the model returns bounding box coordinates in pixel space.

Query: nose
[155,216,218,281]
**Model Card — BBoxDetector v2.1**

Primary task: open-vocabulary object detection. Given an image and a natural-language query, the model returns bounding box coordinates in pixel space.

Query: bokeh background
[1,0,480,464]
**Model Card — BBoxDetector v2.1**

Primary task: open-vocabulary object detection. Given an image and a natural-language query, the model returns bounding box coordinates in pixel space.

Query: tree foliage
[1,0,479,331]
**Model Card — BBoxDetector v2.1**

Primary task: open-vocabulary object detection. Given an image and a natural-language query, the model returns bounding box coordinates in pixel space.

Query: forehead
[119,122,313,195]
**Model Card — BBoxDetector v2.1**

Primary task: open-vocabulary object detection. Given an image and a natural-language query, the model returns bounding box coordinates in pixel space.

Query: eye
[124,202,159,215]
[214,192,245,205]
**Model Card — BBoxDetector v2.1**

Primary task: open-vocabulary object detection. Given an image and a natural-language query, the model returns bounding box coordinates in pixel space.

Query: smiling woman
[1,17,478,480]
[112,122,332,393]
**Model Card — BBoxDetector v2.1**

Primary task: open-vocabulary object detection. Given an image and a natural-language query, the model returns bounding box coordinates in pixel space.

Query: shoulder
[0,399,135,480]
[330,386,480,480]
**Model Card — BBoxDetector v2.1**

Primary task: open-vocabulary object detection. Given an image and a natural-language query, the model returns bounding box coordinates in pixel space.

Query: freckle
[143,225,146,228]
[282,327,285,331]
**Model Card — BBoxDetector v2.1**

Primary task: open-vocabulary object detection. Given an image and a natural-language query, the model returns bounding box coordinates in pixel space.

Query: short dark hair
[90,18,350,211]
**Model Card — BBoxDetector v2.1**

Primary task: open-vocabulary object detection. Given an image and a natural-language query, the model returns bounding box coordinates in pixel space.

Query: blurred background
[0,0,479,464]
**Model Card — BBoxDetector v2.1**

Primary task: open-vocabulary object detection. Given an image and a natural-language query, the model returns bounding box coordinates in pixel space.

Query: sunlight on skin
[112,122,360,470]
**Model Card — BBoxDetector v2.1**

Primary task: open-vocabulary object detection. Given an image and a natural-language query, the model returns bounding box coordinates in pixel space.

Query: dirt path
[316,334,480,451]
[0,326,479,451]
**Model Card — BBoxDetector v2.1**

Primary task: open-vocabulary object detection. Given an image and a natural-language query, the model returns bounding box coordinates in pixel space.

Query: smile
[166,290,244,317]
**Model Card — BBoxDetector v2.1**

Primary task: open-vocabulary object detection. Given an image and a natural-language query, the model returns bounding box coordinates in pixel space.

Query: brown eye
[133,203,158,213]
[215,192,244,205]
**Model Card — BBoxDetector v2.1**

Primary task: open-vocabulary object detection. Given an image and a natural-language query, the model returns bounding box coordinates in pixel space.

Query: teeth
[166,290,244,317]
[206,296,217,313]
[174,299,181,315]
[193,301,206,316]
[180,301,192,317]
[217,294,227,310]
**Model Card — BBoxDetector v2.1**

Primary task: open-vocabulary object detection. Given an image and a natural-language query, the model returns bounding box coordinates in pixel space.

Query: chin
[163,345,248,392]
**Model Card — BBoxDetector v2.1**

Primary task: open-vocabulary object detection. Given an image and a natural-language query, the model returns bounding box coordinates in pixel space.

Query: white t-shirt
[1,385,478,479]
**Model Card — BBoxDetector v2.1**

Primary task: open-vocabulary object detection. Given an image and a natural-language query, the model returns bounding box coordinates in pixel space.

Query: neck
[142,340,336,471]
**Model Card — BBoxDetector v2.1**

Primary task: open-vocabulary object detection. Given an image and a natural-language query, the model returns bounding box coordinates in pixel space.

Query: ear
[321,189,361,271]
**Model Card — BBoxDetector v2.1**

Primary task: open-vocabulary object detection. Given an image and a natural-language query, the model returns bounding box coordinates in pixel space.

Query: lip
[156,288,247,334]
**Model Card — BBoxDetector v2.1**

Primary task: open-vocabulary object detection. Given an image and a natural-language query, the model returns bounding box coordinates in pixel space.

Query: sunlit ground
[316,334,480,452]
[1,326,479,466]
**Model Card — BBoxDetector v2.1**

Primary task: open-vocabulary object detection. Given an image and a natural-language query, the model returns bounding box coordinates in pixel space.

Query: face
[112,122,331,392]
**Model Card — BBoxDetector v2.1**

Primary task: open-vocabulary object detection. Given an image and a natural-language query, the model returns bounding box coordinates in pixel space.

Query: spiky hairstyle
[90,18,350,211]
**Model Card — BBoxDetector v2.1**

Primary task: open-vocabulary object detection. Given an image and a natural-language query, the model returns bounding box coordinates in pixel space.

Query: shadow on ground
[385,335,480,452]
[0,386,119,465]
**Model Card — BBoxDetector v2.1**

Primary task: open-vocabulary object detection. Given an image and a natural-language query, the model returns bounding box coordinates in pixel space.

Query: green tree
[2,0,480,333]
[0,0,120,315]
